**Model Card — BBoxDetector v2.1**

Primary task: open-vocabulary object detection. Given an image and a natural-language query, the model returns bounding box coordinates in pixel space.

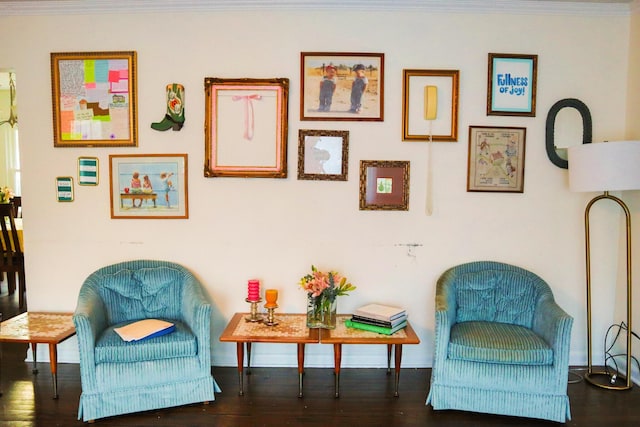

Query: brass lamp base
[585,370,632,391]
[584,192,634,391]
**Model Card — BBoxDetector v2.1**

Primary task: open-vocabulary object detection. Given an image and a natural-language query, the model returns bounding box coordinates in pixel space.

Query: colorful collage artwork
[57,58,131,141]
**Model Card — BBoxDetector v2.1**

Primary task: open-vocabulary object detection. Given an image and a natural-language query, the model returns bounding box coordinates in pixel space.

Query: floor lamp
[568,140,640,390]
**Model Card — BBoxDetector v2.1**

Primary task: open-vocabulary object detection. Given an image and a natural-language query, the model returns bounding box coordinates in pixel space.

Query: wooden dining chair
[10,196,22,218]
[0,203,26,308]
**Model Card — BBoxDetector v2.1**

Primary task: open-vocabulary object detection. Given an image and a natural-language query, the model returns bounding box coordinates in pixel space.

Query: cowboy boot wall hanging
[151,83,185,131]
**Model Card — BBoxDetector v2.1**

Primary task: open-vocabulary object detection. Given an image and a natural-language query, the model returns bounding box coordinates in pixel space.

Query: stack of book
[345,303,407,335]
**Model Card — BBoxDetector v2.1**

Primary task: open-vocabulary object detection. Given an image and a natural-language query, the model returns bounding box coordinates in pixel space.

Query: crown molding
[0,0,633,17]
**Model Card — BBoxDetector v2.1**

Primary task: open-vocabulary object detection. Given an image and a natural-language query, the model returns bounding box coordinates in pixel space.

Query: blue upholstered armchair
[426,261,573,423]
[73,260,220,422]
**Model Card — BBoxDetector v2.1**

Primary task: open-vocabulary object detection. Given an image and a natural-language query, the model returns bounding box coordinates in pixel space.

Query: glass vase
[306,294,337,329]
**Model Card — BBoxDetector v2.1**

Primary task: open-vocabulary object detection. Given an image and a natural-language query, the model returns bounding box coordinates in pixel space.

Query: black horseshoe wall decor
[545,98,592,169]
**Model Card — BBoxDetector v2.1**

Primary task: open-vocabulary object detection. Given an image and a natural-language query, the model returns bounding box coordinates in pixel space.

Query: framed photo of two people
[300,52,384,121]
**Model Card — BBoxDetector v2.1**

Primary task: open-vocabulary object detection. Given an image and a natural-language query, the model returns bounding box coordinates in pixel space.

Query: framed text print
[487,53,537,117]
[51,51,138,147]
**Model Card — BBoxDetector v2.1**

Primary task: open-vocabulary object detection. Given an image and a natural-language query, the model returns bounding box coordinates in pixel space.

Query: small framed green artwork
[359,160,410,211]
[56,176,74,202]
[78,157,99,185]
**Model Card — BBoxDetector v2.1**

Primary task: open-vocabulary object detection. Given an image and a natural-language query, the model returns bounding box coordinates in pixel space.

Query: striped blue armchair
[73,260,220,422]
[426,261,573,423]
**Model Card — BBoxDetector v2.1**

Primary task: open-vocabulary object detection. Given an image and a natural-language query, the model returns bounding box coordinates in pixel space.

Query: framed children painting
[109,154,188,219]
[300,52,384,121]
[51,51,138,147]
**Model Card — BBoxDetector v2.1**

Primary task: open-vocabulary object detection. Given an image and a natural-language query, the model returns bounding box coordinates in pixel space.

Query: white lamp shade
[567,141,640,192]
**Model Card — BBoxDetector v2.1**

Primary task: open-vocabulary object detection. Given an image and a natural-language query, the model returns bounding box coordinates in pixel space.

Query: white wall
[0,3,635,370]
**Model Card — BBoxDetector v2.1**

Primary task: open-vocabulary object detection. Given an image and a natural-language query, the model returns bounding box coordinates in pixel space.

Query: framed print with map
[359,160,410,211]
[467,126,526,193]
[298,129,349,181]
[51,51,138,147]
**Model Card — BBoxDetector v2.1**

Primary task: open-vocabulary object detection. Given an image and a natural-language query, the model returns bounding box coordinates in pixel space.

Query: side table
[219,313,319,397]
[0,312,76,399]
[320,314,420,397]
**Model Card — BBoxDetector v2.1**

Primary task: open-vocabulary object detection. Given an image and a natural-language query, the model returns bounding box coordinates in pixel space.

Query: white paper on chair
[114,319,175,342]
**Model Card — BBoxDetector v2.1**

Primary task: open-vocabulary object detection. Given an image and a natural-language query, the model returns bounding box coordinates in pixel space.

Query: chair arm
[532,297,573,365]
[181,276,212,367]
[73,283,108,391]
[433,281,457,363]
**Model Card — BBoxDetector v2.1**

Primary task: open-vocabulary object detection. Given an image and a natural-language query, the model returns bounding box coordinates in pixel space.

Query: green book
[345,319,407,335]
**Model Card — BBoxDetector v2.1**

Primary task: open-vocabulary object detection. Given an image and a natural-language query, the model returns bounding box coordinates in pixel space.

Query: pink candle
[247,279,260,302]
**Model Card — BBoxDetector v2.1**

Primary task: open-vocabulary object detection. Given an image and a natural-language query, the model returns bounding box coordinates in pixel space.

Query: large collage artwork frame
[51,51,138,147]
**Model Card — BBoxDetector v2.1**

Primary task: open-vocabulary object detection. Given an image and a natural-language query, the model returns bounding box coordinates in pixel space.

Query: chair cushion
[98,266,184,324]
[455,270,538,327]
[448,321,553,365]
[95,320,197,364]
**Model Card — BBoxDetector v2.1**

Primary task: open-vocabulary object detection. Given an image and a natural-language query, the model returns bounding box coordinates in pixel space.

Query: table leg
[236,342,245,396]
[394,344,403,397]
[246,342,252,375]
[31,343,38,374]
[297,343,305,398]
[387,344,393,375]
[48,343,59,399]
[333,343,342,398]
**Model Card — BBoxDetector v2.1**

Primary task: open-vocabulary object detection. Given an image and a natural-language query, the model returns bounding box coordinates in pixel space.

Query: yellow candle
[265,289,278,308]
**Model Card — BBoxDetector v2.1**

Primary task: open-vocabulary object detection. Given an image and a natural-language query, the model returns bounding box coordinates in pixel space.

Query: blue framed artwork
[487,53,537,117]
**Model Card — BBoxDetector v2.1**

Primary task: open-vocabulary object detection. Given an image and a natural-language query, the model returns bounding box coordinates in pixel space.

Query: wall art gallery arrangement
[48,49,547,217]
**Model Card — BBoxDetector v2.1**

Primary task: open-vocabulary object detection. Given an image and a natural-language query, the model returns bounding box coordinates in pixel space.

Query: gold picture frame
[402,69,459,142]
[359,160,410,211]
[50,51,138,147]
[204,78,289,178]
[297,129,349,181]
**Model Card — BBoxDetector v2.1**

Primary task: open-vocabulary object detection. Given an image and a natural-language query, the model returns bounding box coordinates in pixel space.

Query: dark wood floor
[2,285,640,426]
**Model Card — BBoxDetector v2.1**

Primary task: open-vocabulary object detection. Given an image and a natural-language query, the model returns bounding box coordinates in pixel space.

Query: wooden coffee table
[0,312,76,399]
[320,314,420,397]
[219,313,319,397]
